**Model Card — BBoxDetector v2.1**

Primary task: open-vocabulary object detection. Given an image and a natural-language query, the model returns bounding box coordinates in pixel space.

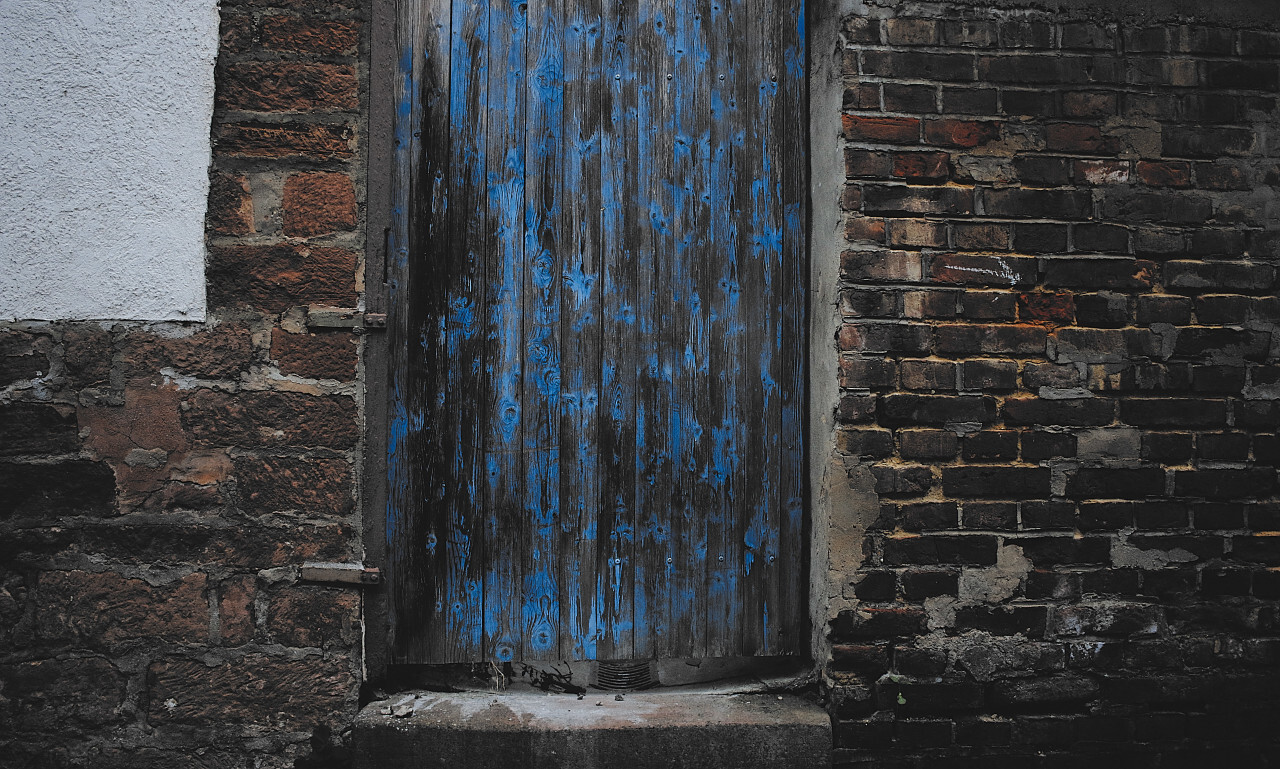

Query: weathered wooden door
[387,0,806,664]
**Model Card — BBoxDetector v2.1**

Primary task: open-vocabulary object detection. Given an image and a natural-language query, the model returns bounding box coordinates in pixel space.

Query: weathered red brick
[887,219,948,249]
[266,586,359,647]
[207,243,358,312]
[1018,292,1075,325]
[0,330,51,387]
[62,325,113,388]
[1041,258,1158,290]
[843,16,880,44]
[1133,160,1190,188]
[843,115,921,144]
[892,152,951,182]
[271,329,359,380]
[1061,91,1118,118]
[846,216,886,244]
[843,84,880,110]
[842,185,863,211]
[233,455,353,516]
[865,51,976,81]
[144,482,223,513]
[207,173,255,235]
[218,575,255,646]
[1195,162,1250,190]
[833,606,929,639]
[121,324,254,380]
[846,149,892,178]
[216,62,359,112]
[0,460,116,519]
[929,254,1036,286]
[36,571,207,645]
[842,250,923,283]
[1075,160,1130,185]
[79,384,188,461]
[0,657,126,730]
[899,361,958,392]
[170,449,234,487]
[260,15,360,54]
[282,172,358,237]
[864,185,973,215]
[883,83,936,113]
[960,291,1016,320]
[923,119,1000,148]
[840,323,932,354]
[1163,126,1255,158]
[181,390,359,448]
[217,121,355,159]
[0,403,78,457]
[878,394,996,425]
[984,188,1091,219]
[951,222,1010,251]
[885,17,939,46]
[935,324,1047,356]
[147,654,356,729]
[218,13,255,54]
[1045,124,1119,154]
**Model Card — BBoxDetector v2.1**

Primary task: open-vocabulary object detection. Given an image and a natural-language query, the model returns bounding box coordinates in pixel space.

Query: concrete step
[354,690,831,769]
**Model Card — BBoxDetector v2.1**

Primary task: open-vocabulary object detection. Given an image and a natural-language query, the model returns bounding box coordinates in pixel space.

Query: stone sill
[355,690,831,769]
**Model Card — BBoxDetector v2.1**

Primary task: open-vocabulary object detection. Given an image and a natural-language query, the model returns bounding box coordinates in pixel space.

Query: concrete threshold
[354,689,831,769]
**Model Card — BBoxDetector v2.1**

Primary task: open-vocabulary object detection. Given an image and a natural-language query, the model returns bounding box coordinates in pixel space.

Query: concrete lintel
[355,691,831,769]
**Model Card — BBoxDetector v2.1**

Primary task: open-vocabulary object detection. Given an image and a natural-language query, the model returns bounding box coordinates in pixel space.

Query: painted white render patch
[0,0,219,321]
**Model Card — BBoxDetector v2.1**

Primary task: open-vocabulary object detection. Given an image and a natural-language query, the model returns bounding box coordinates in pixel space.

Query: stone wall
[0,0,368,765]
[829,2,1280,765]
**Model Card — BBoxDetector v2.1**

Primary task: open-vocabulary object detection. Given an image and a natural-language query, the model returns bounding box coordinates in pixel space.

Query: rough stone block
[148,654,356,729]
[233,455,353,516]
[36,571,207,645]
[0,403,78,457]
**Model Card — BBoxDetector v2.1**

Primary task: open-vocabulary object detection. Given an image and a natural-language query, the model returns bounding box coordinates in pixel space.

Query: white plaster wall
[0,0,219,321]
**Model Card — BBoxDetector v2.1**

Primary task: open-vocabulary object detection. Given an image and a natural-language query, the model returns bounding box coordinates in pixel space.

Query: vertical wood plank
[482,0,526,663]
[522,0,563,660]
[389,0,453,664]
[386,0,423,663]
[668,0,711,659]
[441,0,489,661]
[746,0,786,658]
[777,0,808,656]
[704,0,745,659]
[730,0,763,658]
[631,0,673,661]
[597,0,636,661]
[559,0,604,662]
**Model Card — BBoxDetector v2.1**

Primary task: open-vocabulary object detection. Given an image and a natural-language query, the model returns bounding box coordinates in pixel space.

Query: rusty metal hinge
[299,562,382,586]
[304,306,387,332]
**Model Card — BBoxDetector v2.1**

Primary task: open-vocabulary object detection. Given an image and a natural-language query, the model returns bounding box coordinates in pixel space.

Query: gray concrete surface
[354,690,832,769]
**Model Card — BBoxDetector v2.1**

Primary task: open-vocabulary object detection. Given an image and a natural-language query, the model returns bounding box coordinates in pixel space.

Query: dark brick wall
[0,0,368,766]
[831,4,1280,766]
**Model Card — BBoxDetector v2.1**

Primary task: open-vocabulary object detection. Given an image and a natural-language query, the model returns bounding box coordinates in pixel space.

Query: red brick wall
[830,5,1280,766]
[0,0,368,765]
